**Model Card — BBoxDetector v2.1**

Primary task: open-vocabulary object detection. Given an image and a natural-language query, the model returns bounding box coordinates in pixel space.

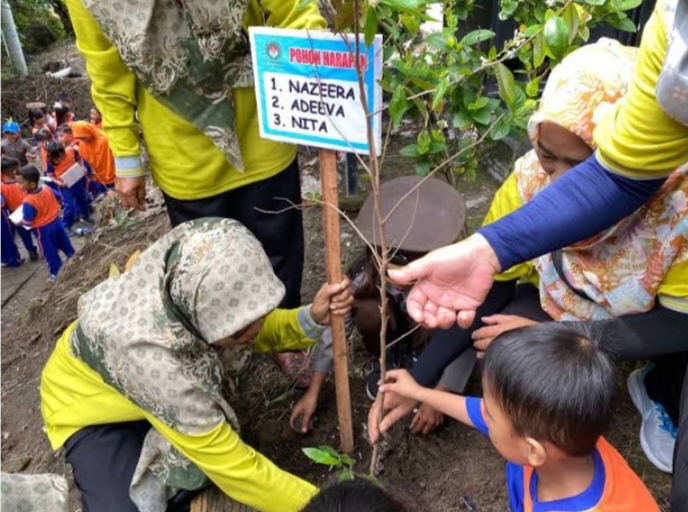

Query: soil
[1,69,673,512]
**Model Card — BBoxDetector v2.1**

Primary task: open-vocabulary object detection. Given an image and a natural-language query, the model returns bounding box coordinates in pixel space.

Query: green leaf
[337,469,355,482]
[412,96,429,122]
[316,445,342,458]
[377,79,394,93]
[428,140,447,154]
[494,63,517,107]
[488,45,498,59]
[389,87,408,127]
[544,16,569,59]
[489,114,512,141]
[582,0,605,5]
[401,14,421,37]
[580,25,590,42]
[399,144,422,157]
[562,4,579,44]
[460,29,495,46]
[302,447,341,467]
[425,32,450,51]
[470,105,492,125]
[452,109,472,129]
[380,0,427,14]
[605,13,637,32]
[431,78,449,111]
[532,33,545,68]
[364,7,378,47]
[414,160,432,175]
[417,130,431,152]
[523,24,542,38]
[467,96,489,111]
[338,453,356,466]
[525,77,540,98]
[612,0,642,10]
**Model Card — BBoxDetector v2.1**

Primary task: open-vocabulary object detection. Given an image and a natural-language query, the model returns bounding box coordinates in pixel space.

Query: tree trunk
[1,0,27,77]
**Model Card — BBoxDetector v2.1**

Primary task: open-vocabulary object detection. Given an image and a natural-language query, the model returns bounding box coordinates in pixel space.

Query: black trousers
[65,421,197,512]
[163,159,304,308]
[673,365,688,512]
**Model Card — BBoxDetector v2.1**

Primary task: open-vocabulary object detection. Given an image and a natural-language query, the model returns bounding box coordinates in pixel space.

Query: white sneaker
[627,364,676,474]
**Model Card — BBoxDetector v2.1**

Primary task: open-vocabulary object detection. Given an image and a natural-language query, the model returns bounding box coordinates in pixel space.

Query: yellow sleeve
[145,415,317,512]
[253,308,321,354]
[658,261,688,313]
[482,169,537,283]
[65,0,144,178]
[594,0,688,177]
[256,0,328,29]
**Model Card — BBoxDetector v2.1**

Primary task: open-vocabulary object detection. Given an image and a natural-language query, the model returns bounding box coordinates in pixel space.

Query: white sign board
[60,163,86,188]
[249,27,382,155]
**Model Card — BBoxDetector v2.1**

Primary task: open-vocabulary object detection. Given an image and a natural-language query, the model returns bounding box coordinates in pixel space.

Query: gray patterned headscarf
[71,218,285,512]
[81,0,254,170]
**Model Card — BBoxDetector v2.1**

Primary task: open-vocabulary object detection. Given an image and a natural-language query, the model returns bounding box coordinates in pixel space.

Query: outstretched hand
[388,234,501,329]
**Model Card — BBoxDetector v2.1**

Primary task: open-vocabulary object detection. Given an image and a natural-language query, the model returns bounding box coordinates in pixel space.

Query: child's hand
[378,369,423,402]
[310,278,353,325]
[290,389,319,434]
[472,314,539,357]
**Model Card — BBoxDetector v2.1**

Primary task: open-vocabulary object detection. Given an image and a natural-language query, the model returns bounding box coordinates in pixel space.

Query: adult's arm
[146,415,317,512]
[410,280,516,386]
[480,1,688,271]
[570,304,688,362]
[64,0,144,179]
[258,0,327,29]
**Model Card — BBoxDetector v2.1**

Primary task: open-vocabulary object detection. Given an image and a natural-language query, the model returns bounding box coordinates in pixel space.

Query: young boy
[1,120,36,166]
[375,323,660,512]
[17,165,75,283]
[1,157,39,265]
[46,141,91,230]
[57,124,107,199]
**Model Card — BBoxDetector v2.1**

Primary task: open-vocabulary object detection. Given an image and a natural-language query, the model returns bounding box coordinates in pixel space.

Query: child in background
[374,323,660,512]
[29,108,54,139]
[46,141,91,231]
[71,121,115,189]
[301,480,408,512]
[1,120,36,166]
[34,129,54,172]
[1,157,39,264]
[89,107,102,130]
[17,165,75,283]
[56,124,105,201]
[53,101,75,127]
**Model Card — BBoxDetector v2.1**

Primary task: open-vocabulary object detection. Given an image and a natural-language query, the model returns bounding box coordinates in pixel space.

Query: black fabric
[65,421,197,512]
[645,355,688,425]
[163,159,304,308]
[673,363,688,512]
[411,280,525,387]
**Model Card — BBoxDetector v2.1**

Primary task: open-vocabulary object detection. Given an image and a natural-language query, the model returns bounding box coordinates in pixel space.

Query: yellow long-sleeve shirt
[594,0,688,177]
[41,308,322,512]
[65,0,326,200]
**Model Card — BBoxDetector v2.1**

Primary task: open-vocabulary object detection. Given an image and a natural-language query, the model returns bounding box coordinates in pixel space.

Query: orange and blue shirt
[48,146,80,181]
[22,186,62,229]
[1,180,27,213]
[465,398,660,512]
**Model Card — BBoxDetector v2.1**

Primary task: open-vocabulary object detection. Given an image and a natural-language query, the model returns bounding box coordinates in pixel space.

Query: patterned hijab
[71,218,285,511]
[81,0,254,171]
[515,40,688,321]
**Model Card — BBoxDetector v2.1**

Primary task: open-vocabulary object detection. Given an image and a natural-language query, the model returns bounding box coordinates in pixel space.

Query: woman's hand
[472,314,539,356]
[310,278,353,325]
[116,176,147,211]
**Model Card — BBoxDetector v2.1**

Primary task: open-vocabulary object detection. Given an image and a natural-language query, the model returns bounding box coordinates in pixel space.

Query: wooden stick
[319,148,355,454]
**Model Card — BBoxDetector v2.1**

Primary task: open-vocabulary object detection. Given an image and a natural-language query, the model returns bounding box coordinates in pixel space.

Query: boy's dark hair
[1,156,20,176]
[35,129,53,142]
[47,141,66,164]
[56,124,73,135]
[482,323,615,457]
[18,165,41,185]
[28,108,45,124]
[301,480,408,512]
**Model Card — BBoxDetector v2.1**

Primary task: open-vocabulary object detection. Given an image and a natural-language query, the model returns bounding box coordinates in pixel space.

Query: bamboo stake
[319,148,355,454]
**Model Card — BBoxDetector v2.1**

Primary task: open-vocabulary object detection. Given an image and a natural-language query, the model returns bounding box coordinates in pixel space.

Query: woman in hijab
[71,121,116,188]
[373,39,688,475]
[40,218,352,512]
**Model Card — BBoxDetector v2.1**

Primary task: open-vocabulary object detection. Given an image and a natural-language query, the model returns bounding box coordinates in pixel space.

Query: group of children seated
[1,96,115,282]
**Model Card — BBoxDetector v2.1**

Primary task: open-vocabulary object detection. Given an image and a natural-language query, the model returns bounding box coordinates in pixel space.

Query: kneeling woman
[40,218,352,512]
